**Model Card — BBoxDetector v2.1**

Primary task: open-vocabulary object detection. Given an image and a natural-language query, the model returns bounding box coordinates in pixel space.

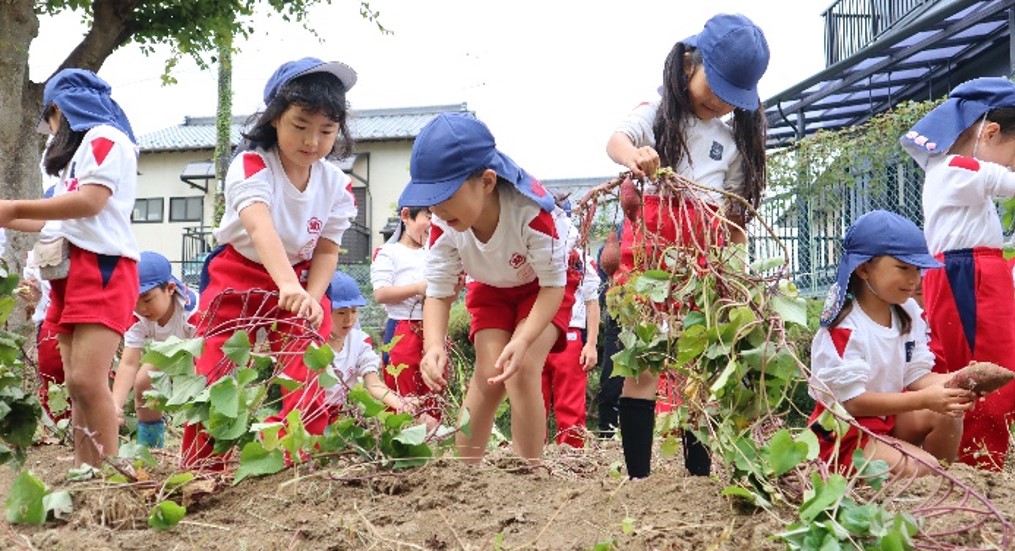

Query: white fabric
[426,185,577,298]
[22,255,51,325]
[370,242,426,320]
[39,125,139,260]
[323,328,381,407]
[123,292,198,349]
[215,147,357,264]
[613,99,745,201]
[569,255,602,328]
[808,298,934,406]
[922,154,1015,254]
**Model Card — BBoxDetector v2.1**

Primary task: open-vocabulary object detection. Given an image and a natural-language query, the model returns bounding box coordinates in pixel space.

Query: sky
[29,1,827,180]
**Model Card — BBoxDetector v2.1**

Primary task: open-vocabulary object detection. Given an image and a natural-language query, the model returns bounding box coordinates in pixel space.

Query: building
[134,103,471,282]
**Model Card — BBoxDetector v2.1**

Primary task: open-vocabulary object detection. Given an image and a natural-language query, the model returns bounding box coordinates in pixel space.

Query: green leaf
[146,336,204,362]
[251,422,284,451]
[393,424,427,446]
[235,367,258,387]
[796,429,820,461]
[317,369,339,389]
[749,256,786,273]
[0,297,15,325]
[207,409,249,442]
[763,429,809,477]
[659,435,679,458]
[148,500,186,530]
[209,377,239,418]
[709,359,739,396]
[222,331,252,366]
[772,294,808,327]
[163,473,195,494]
[42,490,72,520]
[385,362,408,378]
[270,376,302,392]
[4,472,47,524]
[676,325,708,364]
[721,485,771,508]
[851,450,891,491]
[233,441,286,484]
[167,374,207,406]
[118,442,157,468]
[457,407,472,439]
[348,385,384,417]
[303,343,335,372]
[799,473,847,522]
[278,409,309,459]
[621,516,635,535]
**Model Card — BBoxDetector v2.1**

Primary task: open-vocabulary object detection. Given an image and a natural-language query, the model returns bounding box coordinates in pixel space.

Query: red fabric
[527,210,559,239]
[541,328,587,447]
[654,372,683,414]
[180,245,332,469]
[617,195,724,278]
[384,320,442,419]
[829,328,852,358]
[923,248,1015,471]
[45,244,138,335]
[948,155,980,172]
[89,137,114,166]
[36,320,68,421]
[808,402,895,474]
[465,267,579,353]
[242,152,266,179]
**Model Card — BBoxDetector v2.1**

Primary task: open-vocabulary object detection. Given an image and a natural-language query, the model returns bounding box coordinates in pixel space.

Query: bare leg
[133,364,162,423]
[456,329,510,464]
[60,325,121,467]
[502,322,557,462]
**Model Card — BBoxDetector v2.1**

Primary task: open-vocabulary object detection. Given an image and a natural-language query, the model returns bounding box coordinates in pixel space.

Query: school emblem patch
[307,217,322,234]
[709,141,723,161]
[509,253,526,268]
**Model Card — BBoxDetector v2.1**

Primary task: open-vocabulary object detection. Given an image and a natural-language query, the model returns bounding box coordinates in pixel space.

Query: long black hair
[241,72,353,158]
[653,43,768,220]
[42,105,85,176]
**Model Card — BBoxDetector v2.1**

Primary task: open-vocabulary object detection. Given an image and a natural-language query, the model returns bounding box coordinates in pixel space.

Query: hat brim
[399,148,505,208]
[891,252,944,270]
[703,61,760,111]
[330,298,367,309]
[297,61,357,91]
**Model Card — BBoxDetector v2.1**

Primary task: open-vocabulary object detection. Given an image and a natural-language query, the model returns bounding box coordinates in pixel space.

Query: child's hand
[278,283,323,328]
[17,278,41,305]
[580,343,598,372]
[421,347,449,391]
[490,338,530,385]
[0,201,14,227]
[922,385,975,417]
[625,146,660,181]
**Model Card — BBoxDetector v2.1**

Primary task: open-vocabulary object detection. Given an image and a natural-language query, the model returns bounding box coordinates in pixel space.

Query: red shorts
[618,196,724,282]
[45,243,138,335]
[808,403,895,473]
[465,273,578,353]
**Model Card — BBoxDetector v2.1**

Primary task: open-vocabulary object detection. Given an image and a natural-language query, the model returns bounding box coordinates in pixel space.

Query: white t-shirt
[215,147,357,264]
[613,99,745,202]
[808,299,933,406]
[323,328,381,407]
[123,291,199,349]
[922,154,1015,254]
[370,242,426,320]
[569,255,602,329]
[39,125,139,260]
[426,185,576,298]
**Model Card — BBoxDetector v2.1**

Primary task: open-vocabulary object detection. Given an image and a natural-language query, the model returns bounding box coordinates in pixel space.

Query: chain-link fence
[340,262,387,335]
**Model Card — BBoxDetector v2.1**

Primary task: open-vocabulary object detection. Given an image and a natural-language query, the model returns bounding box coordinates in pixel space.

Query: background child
[400,112,577,464]
[0,68,140,467]
[900,77,1015,470]
[370,203,439,417]
[182,57,358,467]
[111,251,199,447]
[542,197,601,448]
[808,210,974,476]
[604,13,770,479]
[323,271,435,428]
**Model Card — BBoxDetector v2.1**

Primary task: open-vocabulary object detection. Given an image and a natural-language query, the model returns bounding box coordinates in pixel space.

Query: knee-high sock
[682,430,711,476]
[619,397,655,479]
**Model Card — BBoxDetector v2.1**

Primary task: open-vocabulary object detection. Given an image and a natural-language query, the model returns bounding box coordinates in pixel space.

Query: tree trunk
[212,31,233,230]
[0,0,44,276]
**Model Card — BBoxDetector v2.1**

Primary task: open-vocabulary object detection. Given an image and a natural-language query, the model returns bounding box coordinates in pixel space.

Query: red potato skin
[944,361,1015,394]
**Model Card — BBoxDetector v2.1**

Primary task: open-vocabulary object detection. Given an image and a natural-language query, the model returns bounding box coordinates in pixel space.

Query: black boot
[682,430,711,476]
[619,397,655,479]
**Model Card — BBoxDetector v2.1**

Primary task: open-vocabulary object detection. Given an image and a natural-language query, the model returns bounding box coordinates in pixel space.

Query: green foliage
[4,471,72,525]
[148,500,186,530]
[0,273,41,467]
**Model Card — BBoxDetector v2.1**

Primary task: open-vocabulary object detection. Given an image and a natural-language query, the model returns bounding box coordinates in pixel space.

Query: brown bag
[33,238,70,281]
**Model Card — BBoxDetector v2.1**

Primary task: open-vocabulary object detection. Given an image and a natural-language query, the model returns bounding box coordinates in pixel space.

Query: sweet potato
[600,231,621,277]
[944,361,1015,394]
[619,177,641,223]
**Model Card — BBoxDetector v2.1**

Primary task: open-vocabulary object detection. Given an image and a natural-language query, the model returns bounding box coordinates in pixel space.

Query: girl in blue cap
[900,77,1015,471]
[808,210,974,476]
[0,68,139,467]
[323,271,436,428]
[111,251,199,448]
[399,112,578,464]
[604,13,770,479]
[182,57,358,468]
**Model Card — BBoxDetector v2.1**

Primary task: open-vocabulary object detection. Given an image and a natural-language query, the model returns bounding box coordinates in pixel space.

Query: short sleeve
[614,101,657,149]
[425,219,464,298]
[226,151,274,214]
[525,210,571,288]
[808,327,871,405]
[370,246,396,289]
[320,176,357,246]
[578,258,601,302]
[356,335,381,376]
[123,318,149,349]
[76,133,134,194]
[722,146,747,202]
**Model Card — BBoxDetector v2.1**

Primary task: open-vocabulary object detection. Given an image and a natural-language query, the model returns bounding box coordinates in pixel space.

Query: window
[169,196,203,223]
[132,198,163,223]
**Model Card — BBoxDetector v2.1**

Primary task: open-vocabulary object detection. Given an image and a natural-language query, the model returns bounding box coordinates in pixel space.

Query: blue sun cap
[327,271,366,309]
[683,13,770,110]
[137,251,196,308]
[397,113,555,211]
[900,77,1015,168]
[37,68,136,142]
[262,57,358,105]
[819,210,943,327]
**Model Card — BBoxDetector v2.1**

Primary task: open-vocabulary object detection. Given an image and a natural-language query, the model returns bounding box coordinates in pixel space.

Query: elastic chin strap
[972,113,988,159]
[864,278,881,298]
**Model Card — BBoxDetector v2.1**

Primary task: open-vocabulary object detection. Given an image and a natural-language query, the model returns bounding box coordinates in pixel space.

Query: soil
[1,436,1013,551]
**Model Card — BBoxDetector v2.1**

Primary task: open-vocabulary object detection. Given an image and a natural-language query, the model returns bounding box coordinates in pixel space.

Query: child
[111,251,199,447]
[400,112,577,464]
[181,57,358,467]
[605,13,769,478]
[542,198,602,448]
[370,203,440,417]
[900,77,1015,470]
[0,69,140,467]
[808,210,974,476]
[323,271,435,427]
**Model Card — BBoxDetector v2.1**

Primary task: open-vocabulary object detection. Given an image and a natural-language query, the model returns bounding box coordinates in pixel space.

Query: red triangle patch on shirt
[528,210,559,239]
[829,328,852,358]
[949,156,980,171]
[429,225,444,247]
[90,137,114,166]
[346,182,356,205]
[242,152,267,179]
